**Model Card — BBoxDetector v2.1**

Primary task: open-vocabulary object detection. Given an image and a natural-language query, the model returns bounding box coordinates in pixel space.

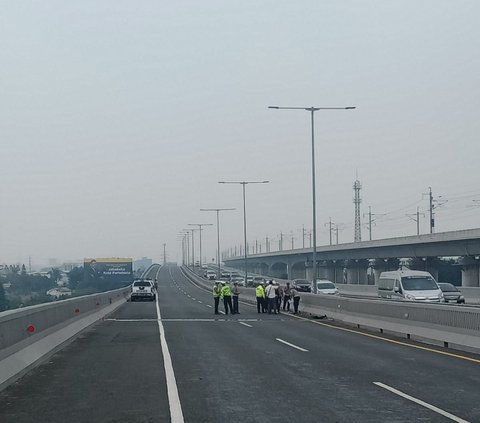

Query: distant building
[48,258,59,267]
[134,257,153,272]
[62,261,83,271]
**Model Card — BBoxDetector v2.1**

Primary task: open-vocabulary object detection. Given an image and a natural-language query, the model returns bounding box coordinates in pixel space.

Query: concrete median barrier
[182,265,480,354]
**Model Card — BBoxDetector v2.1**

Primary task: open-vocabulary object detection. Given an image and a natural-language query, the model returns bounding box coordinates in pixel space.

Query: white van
[377,270,443,302]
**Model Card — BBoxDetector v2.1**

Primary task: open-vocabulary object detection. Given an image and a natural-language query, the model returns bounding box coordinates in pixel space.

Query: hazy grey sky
[1,1,479,266]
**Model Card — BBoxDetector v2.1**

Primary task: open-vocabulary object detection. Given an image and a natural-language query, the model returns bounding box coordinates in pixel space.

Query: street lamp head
[345,106,356,110]
[268,106,279,109]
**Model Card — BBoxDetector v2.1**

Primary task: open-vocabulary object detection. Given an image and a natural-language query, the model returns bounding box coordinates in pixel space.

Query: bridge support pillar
[345,259,369,284]
[318,260,335,281]
[460,256,479,287]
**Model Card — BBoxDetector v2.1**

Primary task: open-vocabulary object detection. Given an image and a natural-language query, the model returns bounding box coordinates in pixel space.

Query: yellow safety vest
[256,285,265,298]
[212,285,221,298]
[221,285,232,297]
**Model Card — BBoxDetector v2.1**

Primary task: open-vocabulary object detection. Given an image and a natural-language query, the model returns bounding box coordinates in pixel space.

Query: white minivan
[377,270,444,302]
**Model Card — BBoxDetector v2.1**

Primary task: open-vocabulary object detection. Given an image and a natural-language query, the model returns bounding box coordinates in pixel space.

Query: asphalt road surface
[0,264,479,422]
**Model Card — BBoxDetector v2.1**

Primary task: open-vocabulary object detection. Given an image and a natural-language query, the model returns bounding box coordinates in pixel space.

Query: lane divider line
[276,338,309,352]
[239,322,253,328]
[373,382,470,423]
[156,267,185,423]
[288,313,480,364]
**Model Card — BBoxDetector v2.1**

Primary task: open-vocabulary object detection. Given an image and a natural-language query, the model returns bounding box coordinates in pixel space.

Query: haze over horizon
[1,1,479,267]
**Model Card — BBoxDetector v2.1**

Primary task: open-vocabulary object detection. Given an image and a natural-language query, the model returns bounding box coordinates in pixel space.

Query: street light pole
[268,105,355,293]
[200,208,236,281]
[219,180,269,285]
[188,223,213,270]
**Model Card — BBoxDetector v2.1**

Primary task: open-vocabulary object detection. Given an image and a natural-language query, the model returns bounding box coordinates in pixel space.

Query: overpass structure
[224,228,480,286]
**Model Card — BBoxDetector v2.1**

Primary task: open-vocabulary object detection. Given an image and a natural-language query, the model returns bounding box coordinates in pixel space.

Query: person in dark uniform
[232,282,240,314]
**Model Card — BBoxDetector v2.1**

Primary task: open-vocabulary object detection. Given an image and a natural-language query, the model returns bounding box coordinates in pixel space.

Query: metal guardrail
[181,266,480,353]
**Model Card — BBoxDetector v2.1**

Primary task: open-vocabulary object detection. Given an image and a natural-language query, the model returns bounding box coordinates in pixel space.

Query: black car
[292,279,312,292]
[438,283,465,304]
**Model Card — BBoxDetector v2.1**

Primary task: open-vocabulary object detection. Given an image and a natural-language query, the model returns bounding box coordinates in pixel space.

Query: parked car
[438,283,465,304]
[131,280,156,302]
[205,271,217,280]
[292,279,312,292]
[315,280,339,295]
[230,276,246,286]
[220,271,231,279]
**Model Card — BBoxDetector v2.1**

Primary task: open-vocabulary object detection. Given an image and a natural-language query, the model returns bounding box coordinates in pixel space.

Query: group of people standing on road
[211,279,301,316]
[212,281,240,315]
[255,281,300,315]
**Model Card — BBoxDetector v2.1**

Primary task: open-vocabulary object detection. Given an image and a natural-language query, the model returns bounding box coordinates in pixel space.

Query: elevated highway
[0,264,479,422]
[224,228,480,286]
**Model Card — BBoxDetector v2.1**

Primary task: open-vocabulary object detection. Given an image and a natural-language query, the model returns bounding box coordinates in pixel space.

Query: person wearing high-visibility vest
[212,281,221,315]
[220,282,233,315]
[255,282,265,313]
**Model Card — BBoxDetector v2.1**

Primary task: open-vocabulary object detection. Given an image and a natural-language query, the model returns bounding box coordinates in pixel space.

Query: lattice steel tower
[353,178,362,242]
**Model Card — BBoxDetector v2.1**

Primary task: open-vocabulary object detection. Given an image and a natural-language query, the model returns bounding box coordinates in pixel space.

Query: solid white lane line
[275,338,309,352]
[161,318,216,322]
[105,318,157,322]
[157,273,185,423]
[239,322,253,328]
[373,382,470,423]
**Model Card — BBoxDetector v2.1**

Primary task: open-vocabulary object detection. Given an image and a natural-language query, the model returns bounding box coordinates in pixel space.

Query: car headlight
[438,292,444,299]
[458,295,465,301]
[405,293,416,300]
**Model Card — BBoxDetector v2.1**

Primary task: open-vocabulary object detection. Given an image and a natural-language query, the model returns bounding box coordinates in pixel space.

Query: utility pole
[28,256,32,272]
[163,243,166,265]
[363,206,386,241]
[406,206,425,235]
[265,235,269,252]
[279,231,283,251]
[324,218,334,246]
[429,187,434,234]
[302,225,306,249]
[423,187,447,234]
[291,234,294,250]
[332,223,344,245]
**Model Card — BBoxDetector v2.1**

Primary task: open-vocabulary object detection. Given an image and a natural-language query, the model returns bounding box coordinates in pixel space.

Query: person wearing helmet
[255,281,265,313]
[265,280,278,314]
[232,282,240,314]
[220,281,233,315]
[212,281,221,315]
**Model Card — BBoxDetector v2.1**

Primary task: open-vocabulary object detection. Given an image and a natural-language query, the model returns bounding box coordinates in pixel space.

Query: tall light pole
[188,223,213,270]
[200,208,236,280]
[219,181,269,285]
[182,228,196,268]
[268,105,355,293]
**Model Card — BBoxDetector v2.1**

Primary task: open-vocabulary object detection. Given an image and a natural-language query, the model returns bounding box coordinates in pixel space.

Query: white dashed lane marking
[276,338,308,352]
[239,322,253,328]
